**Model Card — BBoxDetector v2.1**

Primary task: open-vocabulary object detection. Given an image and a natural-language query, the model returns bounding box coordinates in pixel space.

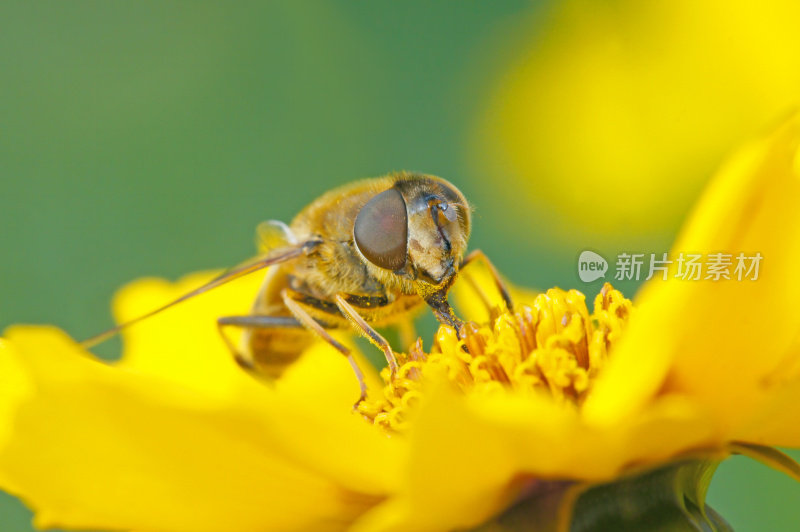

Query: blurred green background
[1,2,798,530]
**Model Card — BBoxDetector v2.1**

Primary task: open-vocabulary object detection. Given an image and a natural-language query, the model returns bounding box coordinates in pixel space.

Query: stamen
[358,282,632,432]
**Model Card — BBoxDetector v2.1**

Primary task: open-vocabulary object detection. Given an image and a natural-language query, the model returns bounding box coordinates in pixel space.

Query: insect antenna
[81,241,318,349]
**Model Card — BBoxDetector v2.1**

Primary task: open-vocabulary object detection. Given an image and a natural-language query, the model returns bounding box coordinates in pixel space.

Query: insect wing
[81,240,318,348]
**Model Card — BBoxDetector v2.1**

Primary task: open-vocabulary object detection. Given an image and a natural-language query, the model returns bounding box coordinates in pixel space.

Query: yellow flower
[477,0,800,246]
[357,284,630,434]
[2,114,800,531]
[0,273,398,531]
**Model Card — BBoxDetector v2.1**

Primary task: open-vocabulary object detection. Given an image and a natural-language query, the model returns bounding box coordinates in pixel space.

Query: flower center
[358,282,632,432]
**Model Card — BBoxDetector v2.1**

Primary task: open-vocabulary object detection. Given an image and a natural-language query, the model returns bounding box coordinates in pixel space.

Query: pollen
[357,282,632,432]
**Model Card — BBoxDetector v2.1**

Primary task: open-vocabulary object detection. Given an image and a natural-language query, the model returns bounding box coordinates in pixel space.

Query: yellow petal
[256,340,403,495]
[585,114,800,431]
[353,380,716,532]
[108,270,395,493]
[0,327,387,531]
[733,378,800,447]
[0,340,32,494]
[112,269,383,407]
[452,258,540,324]
[112,270,264,397]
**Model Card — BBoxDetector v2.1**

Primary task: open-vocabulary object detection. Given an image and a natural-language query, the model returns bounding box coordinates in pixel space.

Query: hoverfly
[84,172,511,403]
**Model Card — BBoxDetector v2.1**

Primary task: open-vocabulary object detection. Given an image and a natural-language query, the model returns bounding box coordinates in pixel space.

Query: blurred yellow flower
[478,0,800,246]
[2,114,800,531]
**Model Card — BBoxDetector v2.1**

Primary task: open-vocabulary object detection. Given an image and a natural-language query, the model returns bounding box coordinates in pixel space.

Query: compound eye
[354,187,408,270]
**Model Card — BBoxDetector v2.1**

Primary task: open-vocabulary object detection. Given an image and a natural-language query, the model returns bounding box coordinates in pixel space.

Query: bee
[85,172,511,403]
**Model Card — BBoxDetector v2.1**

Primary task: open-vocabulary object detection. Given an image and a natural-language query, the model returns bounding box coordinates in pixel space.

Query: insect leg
[216,315,302,372]
[334,294,398,375]
[281,289,368,405]
[461,249,514,312]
